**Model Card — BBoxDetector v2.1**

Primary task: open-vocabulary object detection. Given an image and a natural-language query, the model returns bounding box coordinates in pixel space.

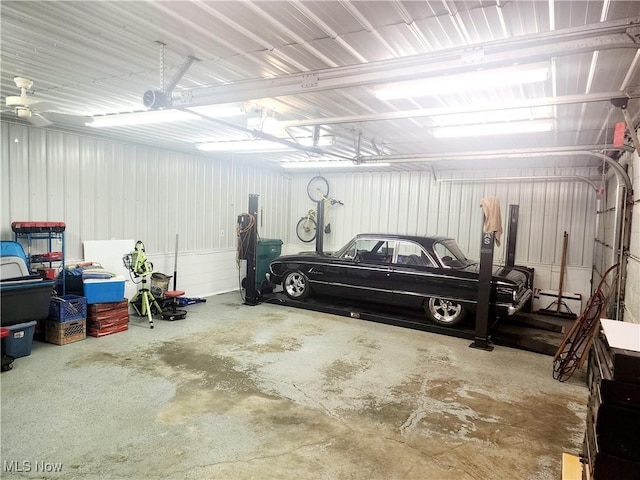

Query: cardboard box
[86,299,129,337]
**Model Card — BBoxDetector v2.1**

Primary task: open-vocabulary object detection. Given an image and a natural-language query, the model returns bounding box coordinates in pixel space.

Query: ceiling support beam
[436,175,601,191]
[165,55,199,93]
[359,147,631,189]
[171,17,640,107]
[281,92,640,128]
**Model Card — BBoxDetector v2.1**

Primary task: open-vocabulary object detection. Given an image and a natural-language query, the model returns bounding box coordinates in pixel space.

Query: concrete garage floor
[1,291,588,480]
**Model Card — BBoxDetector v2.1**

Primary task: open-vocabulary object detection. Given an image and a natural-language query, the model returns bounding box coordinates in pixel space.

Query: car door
[390,240,450,308]
[321,238,393,303]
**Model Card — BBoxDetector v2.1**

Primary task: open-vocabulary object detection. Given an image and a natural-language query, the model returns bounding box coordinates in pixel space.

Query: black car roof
[354,233,453,249]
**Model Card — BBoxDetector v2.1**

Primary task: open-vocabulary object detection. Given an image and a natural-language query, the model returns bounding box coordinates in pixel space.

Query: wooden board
[562,453,583,480]
[601,319,640,352]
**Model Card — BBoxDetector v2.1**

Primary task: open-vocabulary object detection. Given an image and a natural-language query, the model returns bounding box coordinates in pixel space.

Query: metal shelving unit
[12,222,66,295]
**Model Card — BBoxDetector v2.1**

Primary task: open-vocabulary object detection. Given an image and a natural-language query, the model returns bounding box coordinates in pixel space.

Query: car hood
[461,263,529,286]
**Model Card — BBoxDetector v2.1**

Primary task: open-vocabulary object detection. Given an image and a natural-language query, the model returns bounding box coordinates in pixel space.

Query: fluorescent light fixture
[186,104,245,117]
[196,135,334,153]
[281,161,391,169]
[375,64,550,100]
[432,119,554,138]
[246,115,282,136]
[434,106,554,127]
[197,140,290,152]
[89,103,246,127]
[89,109,198,127]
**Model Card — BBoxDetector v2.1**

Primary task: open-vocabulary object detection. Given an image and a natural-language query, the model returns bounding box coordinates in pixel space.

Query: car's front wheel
[283,270,311,300]
[424,297,467,326]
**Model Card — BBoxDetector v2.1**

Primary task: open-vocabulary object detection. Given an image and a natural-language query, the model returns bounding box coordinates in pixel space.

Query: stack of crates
[44,295,87,345]
[87,299,129,337]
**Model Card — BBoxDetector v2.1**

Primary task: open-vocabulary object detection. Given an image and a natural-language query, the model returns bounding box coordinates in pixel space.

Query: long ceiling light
[187,104,245,117]
[88,103,245,128]
[375,64,550,100]
[197,140,290,152]
[432,119,555,138]
[196,135,335,153]
[434,106,554,127]
[281,161,391,169]
[88,109,199,127]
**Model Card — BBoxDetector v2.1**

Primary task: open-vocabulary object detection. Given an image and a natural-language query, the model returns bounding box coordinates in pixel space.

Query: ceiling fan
[2,76,90,127]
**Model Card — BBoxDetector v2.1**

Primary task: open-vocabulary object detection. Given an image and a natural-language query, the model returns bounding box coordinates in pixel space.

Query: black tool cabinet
[583,320,640,479]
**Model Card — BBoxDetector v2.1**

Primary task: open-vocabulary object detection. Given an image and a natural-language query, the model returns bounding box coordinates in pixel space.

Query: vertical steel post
[315,199,324,253]
[470,230,495,351]
[505,205,519,268]
[244,194,260,305]
[173,233,179,291]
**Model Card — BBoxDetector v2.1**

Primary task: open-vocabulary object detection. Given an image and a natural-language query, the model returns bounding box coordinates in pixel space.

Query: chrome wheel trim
[284,272,307,298]
[428,297,462,324]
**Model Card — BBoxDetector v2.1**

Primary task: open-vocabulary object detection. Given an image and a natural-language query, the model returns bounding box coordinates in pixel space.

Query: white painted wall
[1,122,290,298]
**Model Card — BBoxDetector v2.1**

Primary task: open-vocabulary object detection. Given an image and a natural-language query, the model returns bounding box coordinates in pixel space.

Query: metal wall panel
[288,168,599,268]
[627,151,640,324]
[593,150,639,323]
[1,121,290,262]
[2,120,611,304]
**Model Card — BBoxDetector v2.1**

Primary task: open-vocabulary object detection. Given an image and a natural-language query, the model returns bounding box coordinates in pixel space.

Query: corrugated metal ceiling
[1,1,639,172]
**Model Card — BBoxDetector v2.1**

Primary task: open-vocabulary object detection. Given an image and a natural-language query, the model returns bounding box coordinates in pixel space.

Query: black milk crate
[49,295,87,322]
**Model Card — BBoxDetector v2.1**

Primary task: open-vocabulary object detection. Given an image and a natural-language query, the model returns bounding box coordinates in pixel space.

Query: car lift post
[243,194,260,306]
[315,199,324,253]
[471,231,495,351]
[505,205,519,268]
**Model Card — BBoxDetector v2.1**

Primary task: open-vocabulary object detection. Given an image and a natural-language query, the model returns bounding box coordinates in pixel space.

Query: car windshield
[335,238,390,261]
[334,238,357,258]
[434,239,472,268]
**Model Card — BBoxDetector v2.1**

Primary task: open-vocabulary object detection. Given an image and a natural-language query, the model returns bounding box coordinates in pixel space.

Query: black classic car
[267,234,533,326]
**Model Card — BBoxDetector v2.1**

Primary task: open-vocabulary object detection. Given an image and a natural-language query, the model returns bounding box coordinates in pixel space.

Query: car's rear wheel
[424,297,467,326]
[283,270,311,300]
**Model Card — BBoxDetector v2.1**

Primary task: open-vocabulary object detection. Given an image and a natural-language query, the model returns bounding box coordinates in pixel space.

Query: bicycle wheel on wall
[307,176,329,202]
[296,217,317,242]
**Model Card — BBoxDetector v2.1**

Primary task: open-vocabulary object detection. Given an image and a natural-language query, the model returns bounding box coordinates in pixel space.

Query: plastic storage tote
[1,320,37,358]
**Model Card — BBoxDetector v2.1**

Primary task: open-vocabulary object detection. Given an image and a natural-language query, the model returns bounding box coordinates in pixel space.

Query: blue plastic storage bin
[1,320,37,358]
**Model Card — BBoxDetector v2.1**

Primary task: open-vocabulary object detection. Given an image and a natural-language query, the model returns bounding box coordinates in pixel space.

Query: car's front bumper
[506,288,533,316]
[266,272,281,285]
